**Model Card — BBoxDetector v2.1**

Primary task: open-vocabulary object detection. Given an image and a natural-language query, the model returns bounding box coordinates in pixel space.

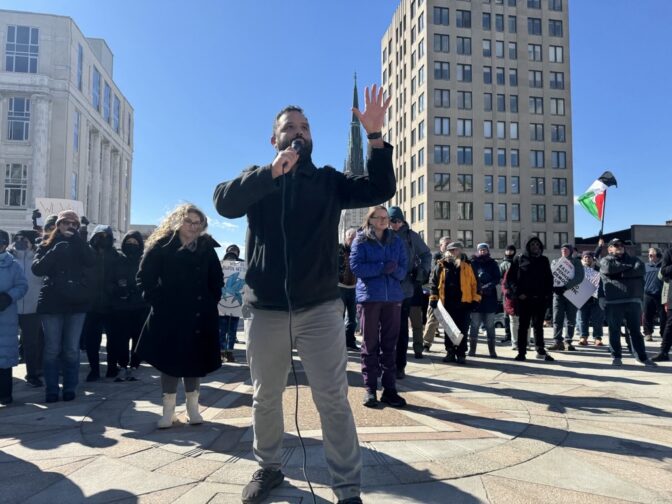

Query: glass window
[457,118,472,137]
[113,95,121,133]
[457,146,473,165]
[5,25,39,73]
[434,61,450,80]
[529,70,543,88]
[553,205,568,223]
[528,43,542,61]
[418,202,425,221]
[73,110,80,151]
[511,175,520,194]
[508,15,517,33]
[554,232,569,250]
[482,12,491,30]
[434,116,450,135]
[92,67,101,111]
[434,34,450,53]
[530,123,544,141]
[457,230,474,248]
[549,19,563,37]
[495,14,504,32]
[457,36,472,55]
[484,148,493,166]
[498,203,507,221]
[510,149,519,167]
[498,175,507,194]
[434,145,450,164]
[530,150,545,168]
[549,0,563,11]
[552,177,567,195]
[456,10,471,28]
[484,175,493,193]
[497,94,506,112]
[483,39,491,57]
[483,66,492,84]
[531,204,546,222]
[529,96,543,114]
[435,201,450,219]
[7,97,30,141]
[551,124,566,142]
[484,92,492,111]
[457,90,472,109]
[419,93,425,112]
[4,162,28,206]
[496,67,505,85]
[528,17,542,36]
[510,122,519,139]
[433,6,449,25]
[418,65,425,85]
[457,174,473,192]
[434,173,450,191]
[457,63,472,82]
[531,176,545,195]
[458,202,473,220]
[549,45,564,62]
[511,203,520,222]
[508,42,518,60]
[527,0,541,8]
[552,151,566,169]
[497,121,506,139]
[484,202,494,221]
[77,44,83,91]
[419,147,425,166]
[434,89,450,108]
[498,148,507,167]
[510,95,518,113]
[498,230,508,250]
[434,229,451,245]
[550,97,565,115]
[484,120,493,138]
[550,71,564,89]
[509,68,518,86]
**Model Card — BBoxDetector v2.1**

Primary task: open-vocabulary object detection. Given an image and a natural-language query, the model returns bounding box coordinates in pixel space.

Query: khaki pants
[246,298,361,501]
[422,306,440,346]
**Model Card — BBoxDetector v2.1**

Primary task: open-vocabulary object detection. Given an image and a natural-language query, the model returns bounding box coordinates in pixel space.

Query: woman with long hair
[32,210,94,403]
[136,203,224,428]
[349,206,407,409]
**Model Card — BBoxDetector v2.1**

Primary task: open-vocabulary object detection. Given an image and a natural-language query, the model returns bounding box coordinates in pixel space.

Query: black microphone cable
[279,142,317,503]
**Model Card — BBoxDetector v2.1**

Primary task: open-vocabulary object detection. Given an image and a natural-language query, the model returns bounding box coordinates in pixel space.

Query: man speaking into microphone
[213,85,393,504]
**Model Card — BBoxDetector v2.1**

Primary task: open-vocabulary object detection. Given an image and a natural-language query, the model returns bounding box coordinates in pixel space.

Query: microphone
[283,138,305,175]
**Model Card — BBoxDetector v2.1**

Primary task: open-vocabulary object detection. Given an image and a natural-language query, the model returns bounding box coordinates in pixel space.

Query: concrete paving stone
[24,455,195,504]
[154,455,225,480]
[206,459,266,485]
[121,446,184,471]
[482,475,635,504]
[491,446,667,503]
[364,476,489,504]
[115,483,197,504]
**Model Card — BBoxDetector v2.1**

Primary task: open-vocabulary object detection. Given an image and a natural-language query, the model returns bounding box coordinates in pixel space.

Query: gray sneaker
[639,358,658,368]
[242,468,284,504]
[612,357,622,366]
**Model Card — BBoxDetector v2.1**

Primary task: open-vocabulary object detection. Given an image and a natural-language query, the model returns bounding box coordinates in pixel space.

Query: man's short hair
[439,236,451,245]
[273,105,304,135]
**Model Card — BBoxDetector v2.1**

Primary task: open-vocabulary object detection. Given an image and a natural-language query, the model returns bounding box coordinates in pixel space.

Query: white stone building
[0,9,133,236]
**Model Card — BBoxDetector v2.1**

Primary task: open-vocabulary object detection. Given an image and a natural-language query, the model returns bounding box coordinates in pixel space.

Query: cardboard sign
[551,257,575,288]
[435,300,464,346]
[564,267,600,309]
[35,198,84,222]
[219,260,247,318]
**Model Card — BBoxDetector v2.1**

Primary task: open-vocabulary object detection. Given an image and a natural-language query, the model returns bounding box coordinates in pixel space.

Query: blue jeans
[469,312,496,352]
[577,298,603,339]
[605,302,647,361]
[219,316,239,351]
[553,293,577,343]
[339,287,357,347]
[41,313,86,397]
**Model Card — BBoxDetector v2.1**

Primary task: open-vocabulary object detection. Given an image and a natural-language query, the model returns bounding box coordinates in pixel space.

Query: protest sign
[552,257,575,287]
[435,300,464,346]
[564,267,600,309]
[35,198,84,222]
[219,260,247,318]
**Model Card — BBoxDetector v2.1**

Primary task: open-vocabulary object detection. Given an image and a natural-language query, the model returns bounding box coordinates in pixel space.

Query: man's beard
[277,136,313,160]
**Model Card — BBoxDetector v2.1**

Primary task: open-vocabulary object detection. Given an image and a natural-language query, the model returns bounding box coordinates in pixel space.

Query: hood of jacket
[0,251,14,268]
[121,230,145,256]
[89,225,114,244]
[524,235,545,256]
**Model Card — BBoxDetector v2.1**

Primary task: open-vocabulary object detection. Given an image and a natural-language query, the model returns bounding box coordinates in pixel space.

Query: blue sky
[5,0,671,249]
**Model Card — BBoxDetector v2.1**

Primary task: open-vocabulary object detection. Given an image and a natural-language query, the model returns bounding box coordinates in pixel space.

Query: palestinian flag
[577,171,618,221]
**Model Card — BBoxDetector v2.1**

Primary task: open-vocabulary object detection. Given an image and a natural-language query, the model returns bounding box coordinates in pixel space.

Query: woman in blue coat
[349,206,407,409]
[0,229,29,405]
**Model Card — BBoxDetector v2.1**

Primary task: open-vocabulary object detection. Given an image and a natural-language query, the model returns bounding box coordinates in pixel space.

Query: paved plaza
[1,327,671,503]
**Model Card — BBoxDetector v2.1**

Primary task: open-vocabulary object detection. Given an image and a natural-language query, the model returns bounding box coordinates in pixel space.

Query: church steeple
[345,72,365,176]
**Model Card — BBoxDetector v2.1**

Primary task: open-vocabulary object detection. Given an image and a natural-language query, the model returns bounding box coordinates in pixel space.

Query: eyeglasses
[183,219,203,228]
[370,216,389,221]
[390,218,402,224]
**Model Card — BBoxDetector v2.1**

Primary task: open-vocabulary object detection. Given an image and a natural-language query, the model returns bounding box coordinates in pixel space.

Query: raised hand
[352,84,391,136]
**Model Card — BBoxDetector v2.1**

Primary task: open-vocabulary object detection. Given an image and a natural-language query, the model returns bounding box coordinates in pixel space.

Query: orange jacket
[429,257,481,305]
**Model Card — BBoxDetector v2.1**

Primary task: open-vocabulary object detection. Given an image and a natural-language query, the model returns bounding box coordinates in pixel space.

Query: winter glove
[383,261,398,275]
[429,299,438,309]
[0,292,12,312]
[598,298,606,311]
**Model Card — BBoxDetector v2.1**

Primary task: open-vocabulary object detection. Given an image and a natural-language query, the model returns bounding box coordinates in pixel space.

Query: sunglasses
[390,218,402,224]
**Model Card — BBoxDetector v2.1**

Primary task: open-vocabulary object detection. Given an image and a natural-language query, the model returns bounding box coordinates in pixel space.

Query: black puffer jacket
[32,232,95,314]
[505,236,553,301]
[599,252,644,303]
[113,231,148,311]
[87,225,124,314]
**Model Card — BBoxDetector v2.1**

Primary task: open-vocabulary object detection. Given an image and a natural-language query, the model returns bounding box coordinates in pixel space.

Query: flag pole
[599,190,607,237]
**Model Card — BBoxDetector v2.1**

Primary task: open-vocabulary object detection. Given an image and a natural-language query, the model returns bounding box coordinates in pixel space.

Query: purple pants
[358,301,401,393]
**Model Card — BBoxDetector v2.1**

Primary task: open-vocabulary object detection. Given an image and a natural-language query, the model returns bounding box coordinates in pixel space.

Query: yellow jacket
[429,257,481,305]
